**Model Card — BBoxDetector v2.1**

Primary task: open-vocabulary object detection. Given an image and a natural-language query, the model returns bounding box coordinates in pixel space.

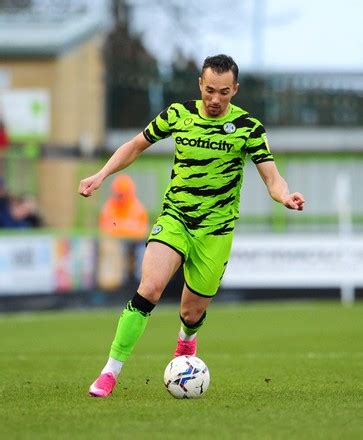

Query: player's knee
[138,278,165,304]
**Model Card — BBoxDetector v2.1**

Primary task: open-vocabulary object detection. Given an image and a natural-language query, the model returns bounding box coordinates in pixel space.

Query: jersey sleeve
[245,119,274,164]
[143,106,172,144]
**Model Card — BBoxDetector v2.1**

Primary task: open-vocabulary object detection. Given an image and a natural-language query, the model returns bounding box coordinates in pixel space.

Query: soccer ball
[164,355,210,399]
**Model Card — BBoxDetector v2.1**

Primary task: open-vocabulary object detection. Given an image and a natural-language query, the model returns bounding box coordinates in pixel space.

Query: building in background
[0,8,105,148]
[0,6,106,227]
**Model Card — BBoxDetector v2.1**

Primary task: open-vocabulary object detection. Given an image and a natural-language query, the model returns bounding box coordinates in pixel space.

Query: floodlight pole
[251,0,266,70]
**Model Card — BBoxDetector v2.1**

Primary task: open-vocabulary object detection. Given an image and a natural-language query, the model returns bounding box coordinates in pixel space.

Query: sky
[83,0,363,72]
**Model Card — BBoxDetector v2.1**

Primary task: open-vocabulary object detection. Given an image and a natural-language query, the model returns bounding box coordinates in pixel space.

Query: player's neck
[199,102,231,119]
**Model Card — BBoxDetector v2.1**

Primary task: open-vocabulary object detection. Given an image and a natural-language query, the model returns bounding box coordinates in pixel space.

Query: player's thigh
[138,241,182,302]
[179,284,213,324]
[184,232,233,296]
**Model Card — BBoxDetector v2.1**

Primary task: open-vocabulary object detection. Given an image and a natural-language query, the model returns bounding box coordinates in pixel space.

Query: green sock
[109,301,150,362]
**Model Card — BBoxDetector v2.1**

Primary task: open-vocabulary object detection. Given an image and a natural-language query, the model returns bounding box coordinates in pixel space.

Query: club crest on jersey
[151,225,163,235]
[223,122,236,134]
[184,118,193,126]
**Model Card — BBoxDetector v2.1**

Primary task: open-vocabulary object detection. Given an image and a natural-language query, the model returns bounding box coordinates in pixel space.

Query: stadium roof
[0,10,104,57]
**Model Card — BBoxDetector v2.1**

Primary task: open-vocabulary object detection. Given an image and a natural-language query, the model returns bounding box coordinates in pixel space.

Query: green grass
[0,301,362,440]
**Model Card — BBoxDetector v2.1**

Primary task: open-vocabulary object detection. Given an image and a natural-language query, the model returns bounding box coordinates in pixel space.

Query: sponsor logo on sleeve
[151,225,163,235]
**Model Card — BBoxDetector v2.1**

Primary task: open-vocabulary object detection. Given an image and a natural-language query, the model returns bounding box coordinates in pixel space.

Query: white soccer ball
[164,355,210,399]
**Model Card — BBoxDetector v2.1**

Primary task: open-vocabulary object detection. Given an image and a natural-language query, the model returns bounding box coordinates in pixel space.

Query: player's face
[199,68,239,118]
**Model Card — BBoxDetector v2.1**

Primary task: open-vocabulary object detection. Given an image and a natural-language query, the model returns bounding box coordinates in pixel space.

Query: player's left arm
[256,161,305,211]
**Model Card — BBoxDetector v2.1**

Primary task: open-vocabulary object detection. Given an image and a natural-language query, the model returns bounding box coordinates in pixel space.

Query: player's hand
[78,173,104,197]
[282,192,305,211]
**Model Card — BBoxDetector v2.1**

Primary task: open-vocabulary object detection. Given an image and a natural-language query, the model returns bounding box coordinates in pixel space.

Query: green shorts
[147,214,233,297]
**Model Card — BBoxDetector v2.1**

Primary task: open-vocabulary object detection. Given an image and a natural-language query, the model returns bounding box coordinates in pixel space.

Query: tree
[104,0,159,127]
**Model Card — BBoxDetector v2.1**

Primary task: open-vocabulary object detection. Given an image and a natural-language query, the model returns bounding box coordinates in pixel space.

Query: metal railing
[1,147,363,234]
[107,72,363,128]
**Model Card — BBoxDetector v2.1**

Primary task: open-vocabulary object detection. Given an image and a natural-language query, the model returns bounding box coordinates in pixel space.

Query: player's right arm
[78,132,151,198]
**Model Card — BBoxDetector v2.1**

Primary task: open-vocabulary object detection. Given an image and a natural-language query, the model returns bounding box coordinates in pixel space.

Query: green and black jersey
[143,100,273,236]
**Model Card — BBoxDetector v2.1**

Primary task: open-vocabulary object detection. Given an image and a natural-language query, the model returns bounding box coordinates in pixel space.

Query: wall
[0,36,104,147]
[38,158,79,228]
[53,37,105,147]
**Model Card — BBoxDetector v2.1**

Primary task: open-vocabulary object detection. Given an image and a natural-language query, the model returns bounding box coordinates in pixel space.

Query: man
[0,178,42,228]
[99,174,148,239]
[0,176,11,227]
[0,119,9,151]
[79,54,305,397]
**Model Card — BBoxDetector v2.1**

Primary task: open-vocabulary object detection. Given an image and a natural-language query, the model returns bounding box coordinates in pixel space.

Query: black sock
[130,292,156,314]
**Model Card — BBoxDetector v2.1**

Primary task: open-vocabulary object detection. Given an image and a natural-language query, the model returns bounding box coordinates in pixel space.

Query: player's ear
[198,76,203,91]
[232,82,239,96]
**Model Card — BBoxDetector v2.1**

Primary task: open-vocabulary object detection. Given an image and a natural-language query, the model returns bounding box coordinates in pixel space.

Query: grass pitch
[0,301,362,440]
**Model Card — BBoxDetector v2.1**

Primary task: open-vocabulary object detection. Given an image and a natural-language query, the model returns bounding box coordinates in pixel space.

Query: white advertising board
[0,236,54,294]
[222,235,363,302]
[0,88,50,140]
[0,235,98,295]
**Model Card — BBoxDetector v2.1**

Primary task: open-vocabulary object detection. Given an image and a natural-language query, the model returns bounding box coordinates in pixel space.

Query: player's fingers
[290,198,304,210]
[293,192,305,203]
[79,190,90,198]
[291,194,305,209]
[295,200,305,210]
[79,180,93,197]
[83,185,94,197]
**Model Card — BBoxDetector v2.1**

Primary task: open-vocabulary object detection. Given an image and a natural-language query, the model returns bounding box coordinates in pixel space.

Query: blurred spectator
[7,196,31,228]
[0,176,10,226]
[10,195,43,228]
[0,119,9,151]
[99,174,148,239]
[0,178,43,228]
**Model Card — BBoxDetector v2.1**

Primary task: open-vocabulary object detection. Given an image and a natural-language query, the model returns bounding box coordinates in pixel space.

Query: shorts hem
[185,282,216,298]
[147,239,185,263]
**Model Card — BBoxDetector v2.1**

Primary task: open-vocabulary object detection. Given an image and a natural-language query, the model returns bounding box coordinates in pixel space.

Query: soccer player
[79,54,305,397]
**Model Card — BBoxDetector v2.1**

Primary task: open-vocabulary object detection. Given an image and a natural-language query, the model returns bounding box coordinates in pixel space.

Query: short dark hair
[202,54,239,83]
